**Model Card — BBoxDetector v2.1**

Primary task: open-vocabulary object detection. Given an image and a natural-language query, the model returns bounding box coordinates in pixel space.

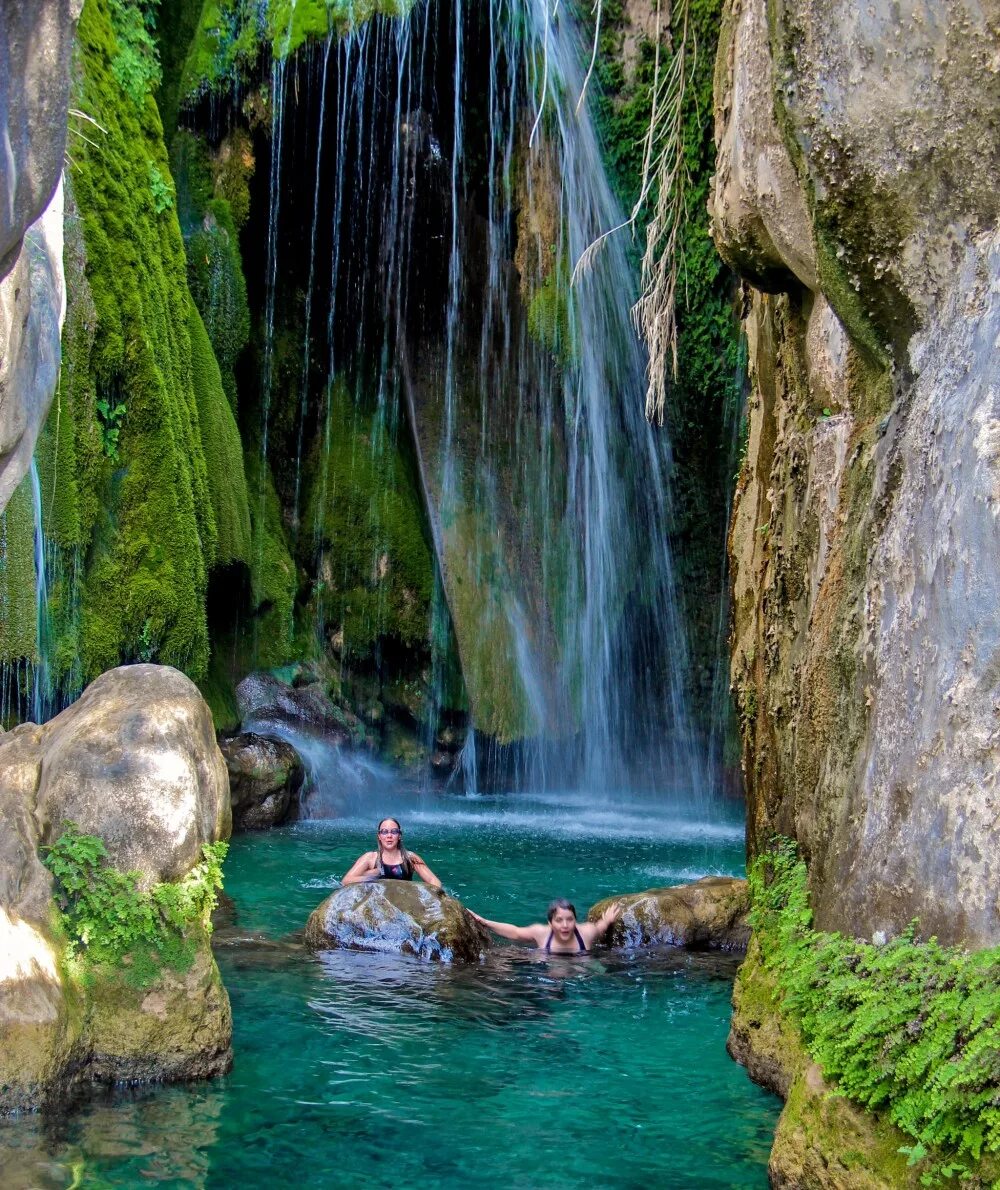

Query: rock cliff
[0,2,80,513]
[713,0,1000,947]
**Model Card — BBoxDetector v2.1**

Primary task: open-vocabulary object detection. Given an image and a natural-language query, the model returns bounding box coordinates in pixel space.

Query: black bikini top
[378,857,412,880]
[544,926,587,953]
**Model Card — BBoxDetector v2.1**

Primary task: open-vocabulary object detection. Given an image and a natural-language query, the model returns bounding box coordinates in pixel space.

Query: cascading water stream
[260,0,712,803]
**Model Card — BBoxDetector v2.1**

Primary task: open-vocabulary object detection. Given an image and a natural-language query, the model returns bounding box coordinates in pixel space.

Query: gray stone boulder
[220,732,304,830]
[305,882,490,963]
[589,876,750,951]
[236,671,361,743]
[35,665,231,884]
[0,664,232,1112]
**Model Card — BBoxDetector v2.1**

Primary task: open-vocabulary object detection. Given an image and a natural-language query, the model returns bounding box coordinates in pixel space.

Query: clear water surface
[0,790,780,1188]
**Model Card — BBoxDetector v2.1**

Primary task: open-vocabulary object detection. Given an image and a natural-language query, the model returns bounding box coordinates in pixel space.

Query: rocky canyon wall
[0,1,80,514]
[714,0,1000,946]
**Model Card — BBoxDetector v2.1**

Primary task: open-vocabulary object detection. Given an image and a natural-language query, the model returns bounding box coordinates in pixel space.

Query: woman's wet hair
[376,817,413,877]
[547,898,577,922]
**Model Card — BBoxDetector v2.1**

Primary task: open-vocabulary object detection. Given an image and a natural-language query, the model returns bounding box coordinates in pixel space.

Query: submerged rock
[590,877,750,951]
[305,882,490,963]
[220,732,304,830]
[0,664,232,1113]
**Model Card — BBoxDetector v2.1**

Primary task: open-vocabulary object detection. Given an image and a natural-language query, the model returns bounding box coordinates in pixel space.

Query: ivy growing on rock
[42,823,227,990]
[750,840,1000,1184]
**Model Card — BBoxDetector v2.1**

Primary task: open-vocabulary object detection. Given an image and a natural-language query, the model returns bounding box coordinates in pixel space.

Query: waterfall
[259,0,708,799]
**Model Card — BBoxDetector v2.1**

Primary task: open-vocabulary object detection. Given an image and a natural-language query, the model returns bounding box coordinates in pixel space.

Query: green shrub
[42,822,227,989]
[750,841,1000,1182]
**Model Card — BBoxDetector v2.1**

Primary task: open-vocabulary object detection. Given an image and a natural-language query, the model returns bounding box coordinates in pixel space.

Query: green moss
[302,378,434,658]
[526,254,576,364]
[0,475,38,662]
[179,0,416,105]
[245,449,298,667]
[54,0,222,682]
[43,824,227,990]
[750,842,1000,1184]
[172,131,251,407]
[440,507,538,743]
[188,296,252,566]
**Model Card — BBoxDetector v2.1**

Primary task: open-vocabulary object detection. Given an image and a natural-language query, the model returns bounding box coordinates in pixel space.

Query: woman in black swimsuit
[469,897,621,953]
[341,817,442,888]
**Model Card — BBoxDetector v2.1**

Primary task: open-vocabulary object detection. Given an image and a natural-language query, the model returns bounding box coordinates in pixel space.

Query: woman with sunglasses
[340,817,442,888]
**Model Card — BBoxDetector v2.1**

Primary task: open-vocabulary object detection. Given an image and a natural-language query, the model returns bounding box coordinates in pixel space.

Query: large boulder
[589,877,750,951]
[220,732,304,830]
[0,664,232,1112]
[305,882,490,963]
[35,665,231,884]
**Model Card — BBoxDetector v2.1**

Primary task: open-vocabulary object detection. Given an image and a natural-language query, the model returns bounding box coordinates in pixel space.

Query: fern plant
[749,841,1000,1184]
[42,823,227,989]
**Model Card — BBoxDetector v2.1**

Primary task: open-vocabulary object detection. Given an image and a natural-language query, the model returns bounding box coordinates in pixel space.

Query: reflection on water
[0,793,778,1188]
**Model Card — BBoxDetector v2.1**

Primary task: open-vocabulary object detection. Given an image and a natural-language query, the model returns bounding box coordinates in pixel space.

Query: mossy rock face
[82,939,232,1085]
[729,939,1000,1189]
[305,882,490,963]
[590,876,750,951]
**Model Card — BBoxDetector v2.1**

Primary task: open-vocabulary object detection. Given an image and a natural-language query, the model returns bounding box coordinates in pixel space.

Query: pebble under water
[0,791,780,1188]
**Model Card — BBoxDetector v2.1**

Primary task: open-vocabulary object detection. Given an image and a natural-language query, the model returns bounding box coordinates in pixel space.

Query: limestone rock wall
[0,2,80,514]
[714,0,1000,946]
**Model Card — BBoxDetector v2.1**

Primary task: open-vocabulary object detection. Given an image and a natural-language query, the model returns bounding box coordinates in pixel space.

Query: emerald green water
[0,792,780,1188]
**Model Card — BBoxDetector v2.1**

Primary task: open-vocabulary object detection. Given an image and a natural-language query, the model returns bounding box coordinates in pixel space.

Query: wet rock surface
[220,732,304,830]
[236,671,361,743]
[590,876,750,951]
[0,664,232,1112]
[305,881,490,963]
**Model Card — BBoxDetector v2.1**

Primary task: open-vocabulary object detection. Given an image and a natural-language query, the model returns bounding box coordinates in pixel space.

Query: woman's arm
[579,902,623,946]
[467,911,545,945]
[408,853,442,889]
[341,851,379,885]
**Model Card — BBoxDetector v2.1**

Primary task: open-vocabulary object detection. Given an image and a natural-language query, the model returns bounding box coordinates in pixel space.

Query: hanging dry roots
[572,0,693,426]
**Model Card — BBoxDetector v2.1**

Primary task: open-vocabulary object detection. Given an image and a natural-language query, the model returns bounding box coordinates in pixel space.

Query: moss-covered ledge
[732,846,1000,1188]
[732,939,919,1188]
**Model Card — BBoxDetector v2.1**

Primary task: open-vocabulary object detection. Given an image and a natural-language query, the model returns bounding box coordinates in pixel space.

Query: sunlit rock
[35,665,231,885]
[0,1,81,514]
[590,877,749,951]
[305,881,490,963]
[220,731,304,830]
[0,664,232,1111]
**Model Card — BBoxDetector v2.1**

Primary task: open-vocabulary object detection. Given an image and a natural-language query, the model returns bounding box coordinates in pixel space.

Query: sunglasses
[378,828,401,836]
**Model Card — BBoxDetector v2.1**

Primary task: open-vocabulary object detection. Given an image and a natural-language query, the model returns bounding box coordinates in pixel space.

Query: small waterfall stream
[259,0,709,798]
